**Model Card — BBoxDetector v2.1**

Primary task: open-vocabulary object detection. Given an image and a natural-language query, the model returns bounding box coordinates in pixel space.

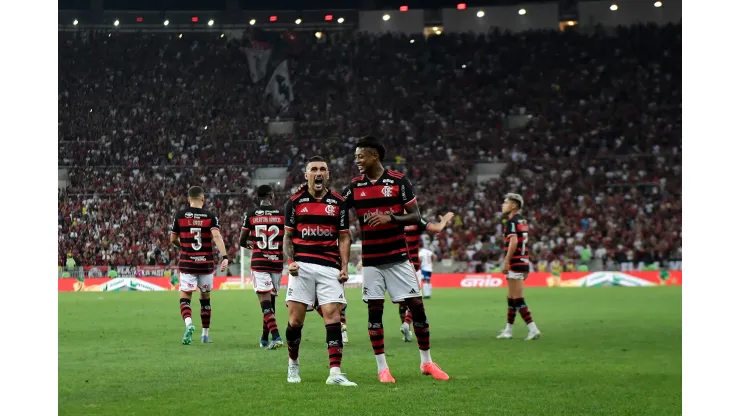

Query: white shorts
[285,261,346,307]
[362,260,421,303]
[507,271,528,280]
[415,270,423,289]
[252,271,282,296]
[180,273,215,293]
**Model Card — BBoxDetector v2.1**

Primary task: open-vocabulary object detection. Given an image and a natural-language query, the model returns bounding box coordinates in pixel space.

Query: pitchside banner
[58,271,681,292]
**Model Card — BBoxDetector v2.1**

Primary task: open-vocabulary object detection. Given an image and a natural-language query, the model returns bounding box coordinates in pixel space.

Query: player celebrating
[398,212,453,342]
[169,186,229,345]
[344,136,449,383]
[496,193,542,341]
[282,156,356,386]
[239,185,285,350]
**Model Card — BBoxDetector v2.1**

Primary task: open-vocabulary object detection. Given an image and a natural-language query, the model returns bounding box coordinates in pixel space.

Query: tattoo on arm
[284,229,295,262]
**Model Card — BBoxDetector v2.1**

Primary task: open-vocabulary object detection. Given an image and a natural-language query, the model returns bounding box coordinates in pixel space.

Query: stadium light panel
[519,9,526,15]
[163,19,169,26]
[73,19,79,25]
[654,1,662,7]
[383,14,391,21]
[477,11,485,17]
[249,19,256,25]
[337,17,345,23]
[113,19,119,26]
[208,19,214,26]
[610,4,618,11]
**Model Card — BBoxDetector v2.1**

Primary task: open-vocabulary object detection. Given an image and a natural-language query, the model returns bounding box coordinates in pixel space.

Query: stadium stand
[58,23,681,273]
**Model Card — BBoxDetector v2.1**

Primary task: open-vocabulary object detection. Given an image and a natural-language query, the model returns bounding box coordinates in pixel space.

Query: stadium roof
[60,0,579,12]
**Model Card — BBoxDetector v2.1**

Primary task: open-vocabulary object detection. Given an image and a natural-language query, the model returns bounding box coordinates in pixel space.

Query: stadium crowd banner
[82,266,108,278]
[58,271,681,292]
[80,265,174,278]
[432,271,682,288]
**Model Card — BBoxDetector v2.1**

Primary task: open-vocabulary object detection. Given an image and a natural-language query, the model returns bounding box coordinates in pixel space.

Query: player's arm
[283,199,297,265]
[386,176,420,225]
[239,212,252,249]
[425,212,454,233]
[210,216,228,260]
[503,221,518,272]
[389,200,421,225]
[432,252,438,262]
[341,183,355,212]
[169,213,181,247]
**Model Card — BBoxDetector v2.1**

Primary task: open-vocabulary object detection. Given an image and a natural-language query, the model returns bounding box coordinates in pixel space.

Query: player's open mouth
[314,177,324,186]
[356,164,364,171]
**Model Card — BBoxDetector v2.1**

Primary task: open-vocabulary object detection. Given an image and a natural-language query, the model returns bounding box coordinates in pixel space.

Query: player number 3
[190,228,203,251]
[255,225,280,250]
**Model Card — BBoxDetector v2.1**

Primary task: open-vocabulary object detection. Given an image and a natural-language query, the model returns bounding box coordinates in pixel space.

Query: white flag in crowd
[242,43,272,84]
[264,60,294,111]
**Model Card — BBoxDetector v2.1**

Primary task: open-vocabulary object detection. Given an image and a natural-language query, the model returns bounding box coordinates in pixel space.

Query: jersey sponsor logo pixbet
[362,209,394,223]
[300,226,335,238]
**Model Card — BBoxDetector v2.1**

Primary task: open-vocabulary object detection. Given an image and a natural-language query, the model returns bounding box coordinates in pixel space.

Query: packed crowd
[58,23,682,270]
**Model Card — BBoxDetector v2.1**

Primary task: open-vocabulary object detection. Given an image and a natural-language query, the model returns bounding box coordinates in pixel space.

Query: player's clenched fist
[219,258,229,272]
[339,267,349,283]
[288,261,300,276]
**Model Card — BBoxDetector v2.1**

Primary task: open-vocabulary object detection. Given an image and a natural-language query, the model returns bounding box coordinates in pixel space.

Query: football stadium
[57,1,682,415]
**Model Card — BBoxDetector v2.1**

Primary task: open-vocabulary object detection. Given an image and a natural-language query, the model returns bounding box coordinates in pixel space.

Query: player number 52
[255,225,280,250]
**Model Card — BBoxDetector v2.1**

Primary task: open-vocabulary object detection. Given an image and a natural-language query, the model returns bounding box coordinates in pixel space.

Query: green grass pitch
[59,287,681,416]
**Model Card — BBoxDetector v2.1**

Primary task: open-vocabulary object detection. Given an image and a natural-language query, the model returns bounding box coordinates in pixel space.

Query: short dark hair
[307,155,326,164]
[188,186,204,199]
[356,135,386,161]
[257,185,273,198]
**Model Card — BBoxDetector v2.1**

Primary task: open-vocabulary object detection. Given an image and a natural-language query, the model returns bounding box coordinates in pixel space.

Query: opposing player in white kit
[418,247,437,299]
[282,156,357,386]
[240,185,285,350]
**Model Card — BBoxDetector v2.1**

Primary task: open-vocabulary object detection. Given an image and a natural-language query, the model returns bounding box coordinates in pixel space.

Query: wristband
[220,255,229,262]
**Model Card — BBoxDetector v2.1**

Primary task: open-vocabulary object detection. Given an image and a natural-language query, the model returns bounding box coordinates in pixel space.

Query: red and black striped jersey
[242,205,284,273]
[343,169,417,267]
[170,207,220,275]
[503,213,530,272]
[405,217,430,272]
[285,188,348,270]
